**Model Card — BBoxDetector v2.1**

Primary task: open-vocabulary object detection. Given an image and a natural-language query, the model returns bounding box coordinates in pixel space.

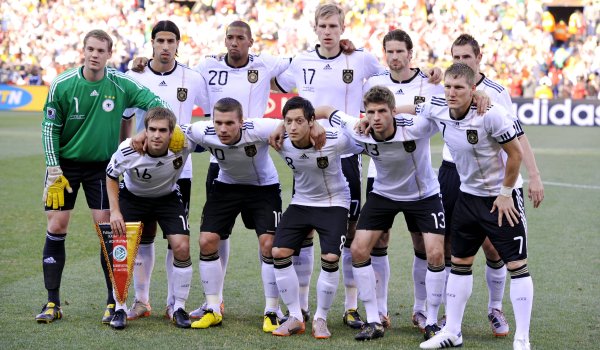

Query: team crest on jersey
[317,156,329,169]
[102,99,114,112]
[46,107,56,119]
[173,156,183,169]
[413,96,426,104]
[342,69,353,84]
[177,88,188,102]
[247,70,259,83]
[403,141,416,153]
[244,145,257,157]
[466,130,478,144]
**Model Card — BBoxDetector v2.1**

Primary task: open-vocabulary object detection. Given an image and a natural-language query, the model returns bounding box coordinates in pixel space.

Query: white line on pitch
[523,180,600,190]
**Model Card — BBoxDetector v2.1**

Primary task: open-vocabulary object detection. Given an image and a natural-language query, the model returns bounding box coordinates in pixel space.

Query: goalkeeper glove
[43,166,73,209]
[169,125,188,153]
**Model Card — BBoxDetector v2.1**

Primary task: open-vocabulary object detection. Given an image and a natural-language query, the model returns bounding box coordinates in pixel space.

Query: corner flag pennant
[95,222,143,304]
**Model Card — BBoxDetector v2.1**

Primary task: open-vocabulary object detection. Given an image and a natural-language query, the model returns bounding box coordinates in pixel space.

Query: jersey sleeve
[486,105,517,144]
[42,81,67,167]
[105,140,133,180]
[274,59,297,93]
[338,131,364,155]
[249,118,282,141]
[184,120,212,146]
[265,54,292,78]
[329,110,359,134]
[120,74,170,111]
[362,50,387,77]
[395,114,439,140]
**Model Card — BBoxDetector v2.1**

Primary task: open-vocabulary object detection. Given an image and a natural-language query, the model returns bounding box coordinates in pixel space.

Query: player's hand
[425,67,443,84]
[340,39,356,55]
[310,122,326,150]
[269,122,286,151]
[527,175,544,208]
[168,125,187,153]
[43,166,73,209]
[473,91,492,115]
[130,130,147,154]
[354,117,371,135]
[110,210,126,236]
[131,57,149,73]
[491,195,520,227]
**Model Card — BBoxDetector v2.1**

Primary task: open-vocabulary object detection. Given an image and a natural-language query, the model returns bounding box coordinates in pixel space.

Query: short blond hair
[315,3,344,26]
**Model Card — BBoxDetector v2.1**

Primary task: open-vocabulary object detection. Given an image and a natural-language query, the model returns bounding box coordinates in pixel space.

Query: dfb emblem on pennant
[413,96,426,104]
[177,88,188,102]
[342,69,353,84]
[317,156,329,169]
[173,156,183,169]
[245,145,257,157]
[403,140,416,153]
[466,130,478,144]
[248,70,258,83]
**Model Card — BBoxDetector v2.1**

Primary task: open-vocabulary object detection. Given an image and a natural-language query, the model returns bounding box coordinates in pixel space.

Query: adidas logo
[156,161,164,167]
[396,89,404,95]
[300,154,309,159]
[159,81,167,86]
[324,64,332,70]
[43,257,57,264]
[90,90,99,97]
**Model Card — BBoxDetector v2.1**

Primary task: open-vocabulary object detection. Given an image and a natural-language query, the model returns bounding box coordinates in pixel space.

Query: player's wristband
[499,186,513,198]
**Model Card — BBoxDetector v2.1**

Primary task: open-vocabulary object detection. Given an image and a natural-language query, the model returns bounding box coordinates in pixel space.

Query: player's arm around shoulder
[112,69,169,110]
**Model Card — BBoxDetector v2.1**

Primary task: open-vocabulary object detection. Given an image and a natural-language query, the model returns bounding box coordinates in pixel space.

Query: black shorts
[366,177,374,195]
[438,160,460,238]
[200,181,282,238]
[451,190,527,263]
[177,178,192,218]
[274,205,348,256]
[342,155,362,221]
[45,158,110,211]
[357,192,445,235]
[119,186,189,236]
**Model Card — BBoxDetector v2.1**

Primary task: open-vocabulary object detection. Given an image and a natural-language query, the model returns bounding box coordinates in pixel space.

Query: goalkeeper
[37,29,169,325]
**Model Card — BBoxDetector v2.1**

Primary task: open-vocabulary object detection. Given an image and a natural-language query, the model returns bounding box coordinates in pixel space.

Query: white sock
[274,264,302,321]
[412,255,427,313]
[294,245,313,311]
[342,246,358,310]
[133,243,154,304]
[442,264,451,307]
[444,272,473,335]
[218,239,230,303]
[371,253,390,316]
[172,260,192,311]
[352,263,379,323]
[199,258,223,315]
[113,290,127,311]
[314,268,339,321]
[486,262,507,312]
[510,276,534,341]
[261,257,279,314]
[425,268,446,325]
[165,247,174,307]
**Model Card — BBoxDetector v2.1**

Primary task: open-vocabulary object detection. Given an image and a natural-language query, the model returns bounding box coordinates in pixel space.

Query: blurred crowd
[1,0,598,99]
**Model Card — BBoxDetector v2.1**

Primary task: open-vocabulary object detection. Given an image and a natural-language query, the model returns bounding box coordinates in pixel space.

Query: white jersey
[415,97,518,197]
[330,111,440,201]
[194,53,290,119]
[106,139,195,197]
[363,68,444,177]
[441,74,524,188]
[278,127,363,208]
[123,61,207,179]
[275,46,385,117]
[184,118,280,186]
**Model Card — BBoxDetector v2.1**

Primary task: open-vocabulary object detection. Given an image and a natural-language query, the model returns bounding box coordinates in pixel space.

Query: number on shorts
[513,236,523,255]
[178,215,189,230]
[430,211,446,229]
[273,210,281,227]
[349,200,360,217]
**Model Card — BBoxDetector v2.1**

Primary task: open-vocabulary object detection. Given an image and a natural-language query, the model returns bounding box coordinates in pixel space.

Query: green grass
[1,112,599,349]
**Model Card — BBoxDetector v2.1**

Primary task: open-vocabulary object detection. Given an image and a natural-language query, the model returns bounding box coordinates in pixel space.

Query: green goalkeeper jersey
[42,67,168,166]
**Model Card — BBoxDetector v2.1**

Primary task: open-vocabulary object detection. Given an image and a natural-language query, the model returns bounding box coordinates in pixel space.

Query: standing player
[316,85,446,341]
[274,2,386,327]
[440,34,543,337]
[270,97,363,338]
[123,20,208,322]
[362,29,444,334]
[36,29,168,324]
[106,107,196,330]
[414,63,533,350]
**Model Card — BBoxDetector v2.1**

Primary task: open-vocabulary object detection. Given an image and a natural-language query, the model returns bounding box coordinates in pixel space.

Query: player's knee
[258,233,274,255]
[272,247,291,259]
[506,259,527,271]
[171,241,190,260]
[350,242,369,262]
[321,253,339,263]
[199,232,220,252]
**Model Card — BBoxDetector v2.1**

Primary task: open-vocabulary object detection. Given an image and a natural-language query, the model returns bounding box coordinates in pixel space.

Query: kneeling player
[271,97,363,338]
[106,107,195,330]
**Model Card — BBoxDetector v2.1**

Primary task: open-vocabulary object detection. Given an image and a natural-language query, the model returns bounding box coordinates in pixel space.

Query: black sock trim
[352,258,371,268]
[371,247,388,257]
[427,263,445,272]
[261,255,274,264]
[450,262,473,275]
[486,258,505,269]
[174,257,192,268]
[321,258,339,272]
[414,250,427,260]
[301,237,314,248]
[508,264,530,279]
[200,251,219,261]
[273,256,293,269]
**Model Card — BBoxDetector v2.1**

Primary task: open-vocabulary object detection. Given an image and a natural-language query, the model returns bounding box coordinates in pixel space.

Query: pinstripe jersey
[415,97,518,197]
[277,127,363,208]
[184,118,281,186]
[441,73,524,187]
[123,60,208,179]
[106,138,195,197]
[42,66,168,166]
[330,111,440,202]
[363,68,444,177]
